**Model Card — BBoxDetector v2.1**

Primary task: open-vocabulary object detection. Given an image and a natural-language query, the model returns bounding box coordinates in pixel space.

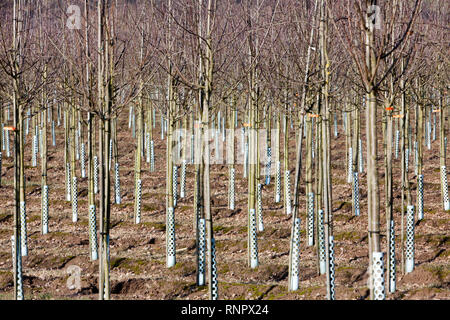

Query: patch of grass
[334,231,361,241]
[213,225,233,234]
[142,204,157,212]
[143,221,166,231]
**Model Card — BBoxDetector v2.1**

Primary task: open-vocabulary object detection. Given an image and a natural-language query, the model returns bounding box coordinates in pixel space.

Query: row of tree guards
[3,90,448,300]
[3,0,447,302]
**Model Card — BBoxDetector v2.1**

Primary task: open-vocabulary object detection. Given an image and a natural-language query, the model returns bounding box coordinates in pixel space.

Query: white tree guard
[265,147,272,185]
[275,161,281,203]
[441,166,449,210]
[115,162,121,204]
[329,236,336,300]
[80,143,86,178]
[257,183,264,232]
[405,205,415,273]
[72,176,78,222]
[166,206,176,268]
[197,218,206,286]
[89,205,98,261]
[180,160,186,198]
[372,251,386,300]
[417,174,424,220]
[211,238,219,300]
[229,167,235,210]
[307,192,315,246]
[42,185,49,234]
[135,179,142,224]
[249,208,259,269]
[285,170,292,215]
[290,217,301,291]
[347,147,353,183]
[318,209,326,275]
[353,172,360,216]
[173,165,178,208]
[20,201,27,256]
[93,155,99,194]
[389,219,396,293]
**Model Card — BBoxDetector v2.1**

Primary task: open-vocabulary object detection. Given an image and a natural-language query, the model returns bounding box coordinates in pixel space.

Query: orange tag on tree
[392,114,404,118]
[308,114,320,118]
[385,107,394,111]
[3,126,17,131]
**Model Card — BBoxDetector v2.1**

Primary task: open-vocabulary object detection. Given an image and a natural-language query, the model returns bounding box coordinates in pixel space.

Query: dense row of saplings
[3,94,448,300]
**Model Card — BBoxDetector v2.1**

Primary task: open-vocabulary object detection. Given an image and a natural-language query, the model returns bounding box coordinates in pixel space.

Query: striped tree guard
[160,115,164,140]
[5,129,9,157]
[405,205,415,273]
[115,162,121,204]
[132,112,136,139]
[441,166,450,210]
[197,218,206,286]
[328,235,336,300]
[372,252,386,300]
[109,139,113,171]
[432,114,436,141]
[42,185,49,234]
[52,121,56,146]
[72,177,78,222]
[75,130,79,160]
[290,217,301,291]
[229,167,235,210]
[395,130,399,159]
[307,192,315,246]
[153,109,156,128]
[93,156,99,194]
[389,219,396,293]
[135,179,142,224]
[265,147,272,185]
[146,132,150,163]
[20,201,28,257]
[1,123,4,150]
[173,165,178,208]
[166,206,176,267]
[334,113,338,137]
[66,162,71,201]
[414,141,418,175]
[353,172,360,216]
[427,121,431,150]
[249,208,259,269]
[311,118,315,160]
[417,174,424,220]
[347,147,353,183]
[318,209,326,275]
[211,238,219,300]
[89,204,98,261]
[275,161,281,203]
[180,160,186,198]
[32,134,38,167]
[257,183,264,232]
[359,139,364,173]
[285,170,292,215]
[150,140,155,172]
[11,236,23,300]
[80,143,86,178]
[244,140,249,178]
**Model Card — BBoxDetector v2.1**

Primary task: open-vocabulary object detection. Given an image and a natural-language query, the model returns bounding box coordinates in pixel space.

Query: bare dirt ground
[0,110,448,300]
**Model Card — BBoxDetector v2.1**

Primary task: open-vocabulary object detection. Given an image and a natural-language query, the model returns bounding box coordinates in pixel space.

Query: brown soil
[0,111,448,300]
